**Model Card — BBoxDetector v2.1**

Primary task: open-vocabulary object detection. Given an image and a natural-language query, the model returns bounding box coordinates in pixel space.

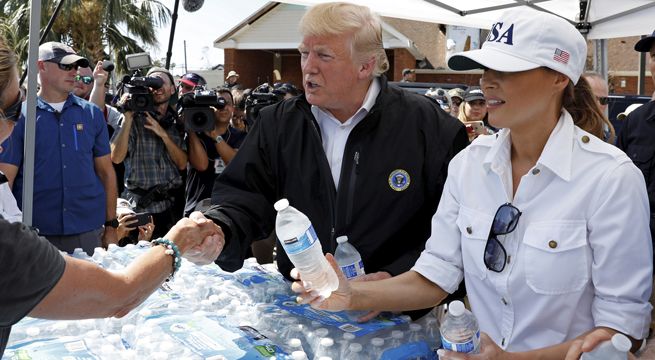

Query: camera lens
[191,112,208,127]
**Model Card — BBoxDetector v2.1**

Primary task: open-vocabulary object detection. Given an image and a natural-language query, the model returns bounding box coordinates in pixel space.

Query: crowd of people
[1,1,655,359]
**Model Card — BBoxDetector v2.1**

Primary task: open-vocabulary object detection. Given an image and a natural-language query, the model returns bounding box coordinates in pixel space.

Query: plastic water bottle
[274,199,338,298]
[440,301,480,354]
[580,333,632,360]
[334,236,365,279]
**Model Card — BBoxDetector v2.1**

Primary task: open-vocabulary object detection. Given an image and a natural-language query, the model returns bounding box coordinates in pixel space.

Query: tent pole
[22,0,42,226]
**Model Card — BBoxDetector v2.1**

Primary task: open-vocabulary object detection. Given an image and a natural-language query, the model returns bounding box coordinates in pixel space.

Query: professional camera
[245,83,283,127]
[178,89,226,132]
[113,53,163,114]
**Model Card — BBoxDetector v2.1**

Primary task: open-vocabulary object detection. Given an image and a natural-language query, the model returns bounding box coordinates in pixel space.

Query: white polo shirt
[311,78,380,188]
[413,110,653,352]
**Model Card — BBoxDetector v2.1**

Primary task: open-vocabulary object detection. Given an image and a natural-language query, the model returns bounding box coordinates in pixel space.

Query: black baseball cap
[464,87,485,102]
[38,42,89,67]
[635,30,655,52]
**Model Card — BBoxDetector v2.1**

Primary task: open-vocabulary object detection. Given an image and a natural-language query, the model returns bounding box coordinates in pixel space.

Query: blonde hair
[0,37,17,109]
[299,2,389,76]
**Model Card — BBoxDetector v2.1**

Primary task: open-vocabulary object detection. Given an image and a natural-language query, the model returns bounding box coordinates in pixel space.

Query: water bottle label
[280,225,318,255]
[340,261,365,279]
[440,330,480,353]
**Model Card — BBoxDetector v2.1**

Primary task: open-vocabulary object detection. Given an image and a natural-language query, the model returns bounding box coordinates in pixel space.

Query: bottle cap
[273,198,289,211]
[410,323,422,331]
[291,351,308,360]
[288,338,302,348]
[336,236,349,244]
[342,332,356,340]
[371,337,384,346]
[392,330,404,339]
[611,333,632,352]
[320,337,334,347]
[448,300,465,317]
[349,343,363,352]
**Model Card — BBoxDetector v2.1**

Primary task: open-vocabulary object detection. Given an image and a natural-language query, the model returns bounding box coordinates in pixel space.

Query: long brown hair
[562,76,615,143]
[0,37,17,109]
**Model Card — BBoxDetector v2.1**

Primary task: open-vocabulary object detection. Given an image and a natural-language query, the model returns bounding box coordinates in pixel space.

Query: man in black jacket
[203,2,467,306]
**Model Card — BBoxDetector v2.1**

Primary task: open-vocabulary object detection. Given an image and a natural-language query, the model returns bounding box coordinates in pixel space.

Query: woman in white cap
[291,7,651,358]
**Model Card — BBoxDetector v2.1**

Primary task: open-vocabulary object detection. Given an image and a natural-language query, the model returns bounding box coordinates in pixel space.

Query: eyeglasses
[75,74,93,85]
[483,203,522,273]
[596,96,609,106]
[46,60,78,71]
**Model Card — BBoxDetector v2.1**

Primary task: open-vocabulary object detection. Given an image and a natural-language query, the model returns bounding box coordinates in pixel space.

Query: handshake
[165,211,225,265]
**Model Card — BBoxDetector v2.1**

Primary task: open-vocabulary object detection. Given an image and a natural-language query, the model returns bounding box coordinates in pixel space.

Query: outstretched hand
[290,253,353,311]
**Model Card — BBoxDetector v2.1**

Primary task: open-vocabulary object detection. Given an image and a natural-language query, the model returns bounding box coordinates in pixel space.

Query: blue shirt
[0,95,110,235]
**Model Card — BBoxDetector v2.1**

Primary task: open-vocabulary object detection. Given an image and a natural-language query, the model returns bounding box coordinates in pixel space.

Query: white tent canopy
[275,0,655,39]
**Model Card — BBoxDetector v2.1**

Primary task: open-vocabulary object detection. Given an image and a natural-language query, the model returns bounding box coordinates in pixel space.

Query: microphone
[102,60,115,72]
[182,0,204,12]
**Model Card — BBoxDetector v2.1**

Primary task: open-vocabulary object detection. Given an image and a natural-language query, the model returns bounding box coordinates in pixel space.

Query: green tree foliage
[0,0,170,76]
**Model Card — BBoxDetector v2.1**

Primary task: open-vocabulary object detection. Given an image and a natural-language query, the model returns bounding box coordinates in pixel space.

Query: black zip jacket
[204,77,468,280]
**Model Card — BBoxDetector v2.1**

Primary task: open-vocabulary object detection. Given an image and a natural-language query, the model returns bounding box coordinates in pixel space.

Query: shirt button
[548,240,558,249]
[466,226,472,234]
[59,123,63,127]
[63,165,67,169]
[61,144,65,148]
[581,135,590,143]
[63,208,67,212]
[531,168,540,175]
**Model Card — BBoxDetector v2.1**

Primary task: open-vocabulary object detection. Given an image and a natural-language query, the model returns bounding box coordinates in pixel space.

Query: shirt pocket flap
[523,221,587,253]
[456,207,493,240]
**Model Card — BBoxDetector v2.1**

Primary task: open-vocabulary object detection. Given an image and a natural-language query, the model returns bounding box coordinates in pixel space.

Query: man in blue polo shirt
[0,42,118,254]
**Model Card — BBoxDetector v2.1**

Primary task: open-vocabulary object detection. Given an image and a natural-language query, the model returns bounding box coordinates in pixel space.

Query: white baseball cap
[448,8,587,84]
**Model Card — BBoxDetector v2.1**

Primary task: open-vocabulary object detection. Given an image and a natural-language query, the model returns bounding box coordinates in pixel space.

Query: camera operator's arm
[188,131,209,171]
[110,110,133,164]
[90,61,108,111]
[207,128,237,165]
[143,113,187,170]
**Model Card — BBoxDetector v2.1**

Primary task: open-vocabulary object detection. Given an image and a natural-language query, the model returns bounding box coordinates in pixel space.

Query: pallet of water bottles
[2,242,442,359]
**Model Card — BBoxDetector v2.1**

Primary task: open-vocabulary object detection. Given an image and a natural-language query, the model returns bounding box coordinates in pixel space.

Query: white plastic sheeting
[275,0,655,39]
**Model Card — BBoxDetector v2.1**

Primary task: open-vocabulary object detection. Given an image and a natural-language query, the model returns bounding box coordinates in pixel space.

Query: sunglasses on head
[46,60,79,71]
[596,96,609,106]
[75,74,93,85]
[483,203,522,273]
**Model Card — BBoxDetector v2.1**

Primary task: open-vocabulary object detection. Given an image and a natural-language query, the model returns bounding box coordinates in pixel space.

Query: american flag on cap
[553,48,570,64]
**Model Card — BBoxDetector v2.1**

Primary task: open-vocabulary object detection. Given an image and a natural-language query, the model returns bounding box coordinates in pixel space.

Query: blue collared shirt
[0,94,110,235]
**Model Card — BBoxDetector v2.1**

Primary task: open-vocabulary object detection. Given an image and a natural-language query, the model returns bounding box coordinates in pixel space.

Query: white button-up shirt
[413,110,653,352]
[311,78,380,188]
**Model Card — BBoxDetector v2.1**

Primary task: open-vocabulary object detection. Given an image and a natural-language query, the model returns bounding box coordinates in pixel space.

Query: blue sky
[150,0,269,75]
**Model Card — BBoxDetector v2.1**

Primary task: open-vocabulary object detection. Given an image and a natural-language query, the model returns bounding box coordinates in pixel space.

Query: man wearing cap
[401,68,415,82]
[225,70,240,90]
[178,72,206,95]
[448,87,465,117]
[617,31,655,269]
[0,42,118,254]
[110,67,187,238]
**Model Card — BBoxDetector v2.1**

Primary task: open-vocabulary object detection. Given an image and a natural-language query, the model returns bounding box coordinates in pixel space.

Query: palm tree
[0,0,171,75]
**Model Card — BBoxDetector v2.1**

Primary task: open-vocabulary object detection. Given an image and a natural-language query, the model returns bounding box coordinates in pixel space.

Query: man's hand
[144,112,168,139]
[351,271,391,322]
[102,226,118,247]
[93,61,108,87]
[178,211,225,264]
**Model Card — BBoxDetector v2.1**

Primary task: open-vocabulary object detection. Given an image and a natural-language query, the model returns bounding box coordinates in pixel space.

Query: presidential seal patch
[388,169,410,191]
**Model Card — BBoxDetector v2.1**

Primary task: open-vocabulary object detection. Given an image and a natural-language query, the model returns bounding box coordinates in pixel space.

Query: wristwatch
[214,135,224,144]
[104,218,119,229]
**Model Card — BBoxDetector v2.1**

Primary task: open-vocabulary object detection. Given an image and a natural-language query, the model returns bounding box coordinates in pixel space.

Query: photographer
[185,89,246,216]
[110,67,187,239]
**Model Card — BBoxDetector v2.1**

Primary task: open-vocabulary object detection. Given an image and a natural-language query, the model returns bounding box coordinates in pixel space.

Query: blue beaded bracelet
[151,238,181,279]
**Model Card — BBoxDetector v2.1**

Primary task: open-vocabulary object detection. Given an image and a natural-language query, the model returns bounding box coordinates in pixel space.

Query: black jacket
[205,77,468,279]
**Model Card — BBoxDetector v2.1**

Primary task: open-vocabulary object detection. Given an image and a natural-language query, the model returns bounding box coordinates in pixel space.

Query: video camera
[178,88,226,132]
[245,83,283,127]
[114,53,163,114]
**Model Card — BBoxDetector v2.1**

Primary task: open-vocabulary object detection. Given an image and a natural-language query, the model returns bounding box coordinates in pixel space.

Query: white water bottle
[274,199,338,298]
[334,236,365,279]
[440,301,480,354]
[580,333,632,360]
